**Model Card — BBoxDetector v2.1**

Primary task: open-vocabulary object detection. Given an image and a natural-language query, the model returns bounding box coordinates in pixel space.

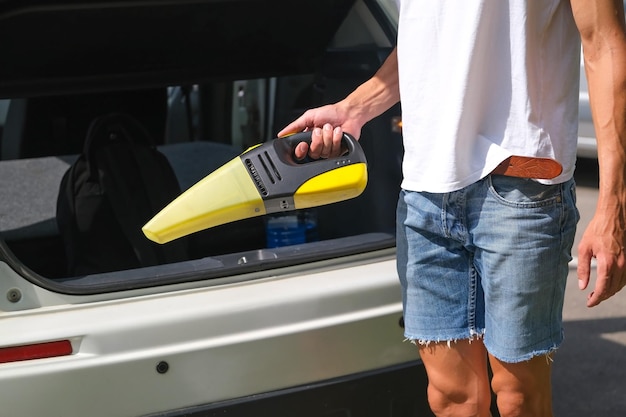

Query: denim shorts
[396,175,579,363]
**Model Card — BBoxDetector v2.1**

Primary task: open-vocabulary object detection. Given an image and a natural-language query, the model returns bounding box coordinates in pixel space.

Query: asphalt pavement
[552,159,626,416]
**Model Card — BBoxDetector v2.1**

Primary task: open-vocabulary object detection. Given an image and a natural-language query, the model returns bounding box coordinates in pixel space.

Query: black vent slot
[245,158,268,196]
[264,151,282,181]
[258,154,275,184]
[257,151,283,185]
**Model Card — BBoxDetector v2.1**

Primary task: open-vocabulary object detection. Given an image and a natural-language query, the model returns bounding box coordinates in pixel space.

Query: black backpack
[56,113,188,276]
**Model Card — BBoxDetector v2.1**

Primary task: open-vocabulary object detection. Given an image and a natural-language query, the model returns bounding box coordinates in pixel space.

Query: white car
[0,1,432,417]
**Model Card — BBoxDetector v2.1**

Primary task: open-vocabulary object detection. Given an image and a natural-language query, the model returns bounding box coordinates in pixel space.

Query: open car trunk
[0,0,403,293]
[0,0,355,96]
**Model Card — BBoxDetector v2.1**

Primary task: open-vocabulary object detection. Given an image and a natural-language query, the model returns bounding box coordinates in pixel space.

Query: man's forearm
[575,0,626,206]
[573,0,626,306]
[584,29,626,212]
[339,47,400,128]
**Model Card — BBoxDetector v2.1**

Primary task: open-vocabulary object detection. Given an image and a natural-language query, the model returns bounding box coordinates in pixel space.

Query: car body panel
[144,360,429,417]
[1,254,416,416]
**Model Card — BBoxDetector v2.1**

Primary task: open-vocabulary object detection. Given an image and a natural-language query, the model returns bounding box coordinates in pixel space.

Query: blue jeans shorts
[396,175,579,363]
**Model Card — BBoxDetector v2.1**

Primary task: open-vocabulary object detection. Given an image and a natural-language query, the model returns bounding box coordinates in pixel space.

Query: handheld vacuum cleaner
[142,132,368,244]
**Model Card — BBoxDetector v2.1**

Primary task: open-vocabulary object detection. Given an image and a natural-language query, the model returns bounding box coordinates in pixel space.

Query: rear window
[0,0,402,294]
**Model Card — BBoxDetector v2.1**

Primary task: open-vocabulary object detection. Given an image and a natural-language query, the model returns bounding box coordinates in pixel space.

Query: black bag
[56,113,188,276]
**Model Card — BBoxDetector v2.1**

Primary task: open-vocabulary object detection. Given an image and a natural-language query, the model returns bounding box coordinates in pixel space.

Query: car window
[0,0,402,294]
[376,0,399,25]
[0,100,8,125]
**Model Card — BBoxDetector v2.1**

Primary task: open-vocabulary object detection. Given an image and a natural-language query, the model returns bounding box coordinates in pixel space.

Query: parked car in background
[0,1,435,416]
[577,54,597,159]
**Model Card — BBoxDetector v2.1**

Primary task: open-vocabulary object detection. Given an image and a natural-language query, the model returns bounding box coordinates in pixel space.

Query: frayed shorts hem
[404,331,562,364]
[486,342,562,364]
[404,329,485,348]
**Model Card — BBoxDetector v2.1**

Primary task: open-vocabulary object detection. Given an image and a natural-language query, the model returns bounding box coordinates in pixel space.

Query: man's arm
[278,47,400,159]
[571,0,626,306]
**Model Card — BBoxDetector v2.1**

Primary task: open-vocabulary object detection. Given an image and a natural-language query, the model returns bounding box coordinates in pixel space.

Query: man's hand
[577,213,626,307]
[277,104,363,160]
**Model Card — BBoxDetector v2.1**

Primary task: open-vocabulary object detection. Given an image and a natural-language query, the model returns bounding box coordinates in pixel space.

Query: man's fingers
[294,142,310,160]
[306,125,344,159]
[586,253,615,307]
[577,246,592,290]
[587,283,607,307]
[276,104,352,159]
[277,111,314,138]
[308,127,324,159]
[587,280,617,307]
[320,124,344,158]
[331,125,344,155]
[319,124,333,158]
[277,123,297,138]
[283,125,342,160]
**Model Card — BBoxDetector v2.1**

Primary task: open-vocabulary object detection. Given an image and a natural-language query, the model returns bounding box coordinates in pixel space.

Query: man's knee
[427,382,488,417]
[491,385,551,417]
[419,340,492,416]
[489,355,553,417]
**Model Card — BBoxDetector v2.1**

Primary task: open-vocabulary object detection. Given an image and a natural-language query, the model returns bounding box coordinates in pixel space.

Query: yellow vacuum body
[142,132,368,244]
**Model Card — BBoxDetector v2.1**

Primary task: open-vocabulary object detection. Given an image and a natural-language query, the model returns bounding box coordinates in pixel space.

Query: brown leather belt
[491,156,563,180]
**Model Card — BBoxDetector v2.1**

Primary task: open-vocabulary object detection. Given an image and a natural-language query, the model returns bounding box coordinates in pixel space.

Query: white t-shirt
[396,0,580,192]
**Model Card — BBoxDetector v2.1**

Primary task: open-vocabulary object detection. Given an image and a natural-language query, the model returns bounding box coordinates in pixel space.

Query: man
[278,1,626,416]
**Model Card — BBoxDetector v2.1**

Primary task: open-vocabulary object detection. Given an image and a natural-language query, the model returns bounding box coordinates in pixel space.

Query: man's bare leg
[418,339,492,417]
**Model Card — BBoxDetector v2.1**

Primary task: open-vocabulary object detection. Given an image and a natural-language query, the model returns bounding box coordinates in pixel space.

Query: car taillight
[0,340,73,364]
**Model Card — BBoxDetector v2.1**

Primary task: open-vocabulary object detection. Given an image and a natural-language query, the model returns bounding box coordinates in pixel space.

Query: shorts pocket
[488,175,561,208]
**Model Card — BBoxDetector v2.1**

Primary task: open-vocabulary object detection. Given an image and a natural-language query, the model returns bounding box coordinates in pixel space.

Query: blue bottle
[265,210,318,248]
